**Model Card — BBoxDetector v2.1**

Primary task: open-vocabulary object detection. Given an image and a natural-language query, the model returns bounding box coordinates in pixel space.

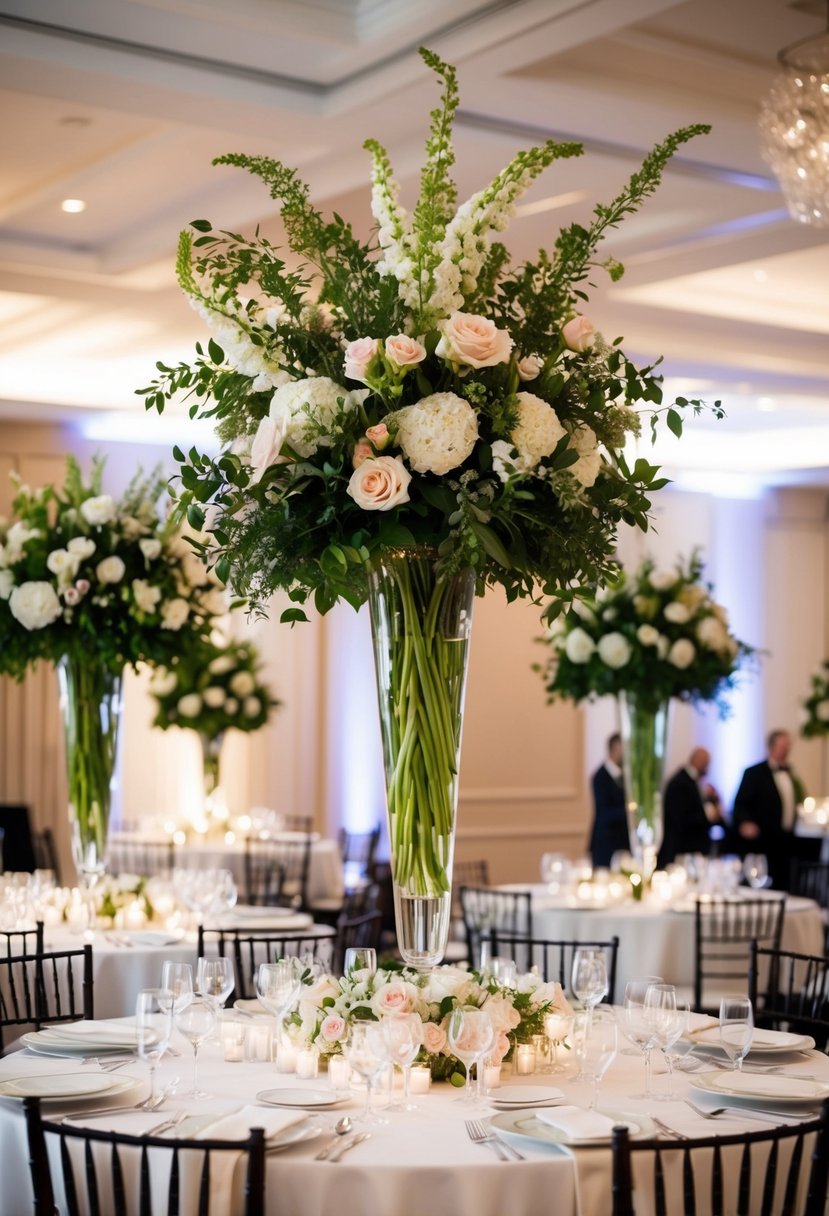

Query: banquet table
[169,835,345,906]
[0,1012,826,1216]
[499,886,825,1000]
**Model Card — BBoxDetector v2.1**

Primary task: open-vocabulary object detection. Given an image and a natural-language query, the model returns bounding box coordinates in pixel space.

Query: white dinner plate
[266,1120,324,1152]
[255,1088,342,1109]
[220,907,313,929]
[0,1072,138,1100]
[491,1107,649,1148]
[690,1071,829,1106]
[20,1034,130,1058]
[234,999,271,1018]
[125,931,185,947]
[490,1085,564,1107]
[687,1027,815,1055]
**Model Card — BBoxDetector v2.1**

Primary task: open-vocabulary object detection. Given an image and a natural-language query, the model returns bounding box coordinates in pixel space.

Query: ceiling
[0,0,827,490]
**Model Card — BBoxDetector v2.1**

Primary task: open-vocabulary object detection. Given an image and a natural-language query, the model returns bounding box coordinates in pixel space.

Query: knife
[328,1131,371,1162]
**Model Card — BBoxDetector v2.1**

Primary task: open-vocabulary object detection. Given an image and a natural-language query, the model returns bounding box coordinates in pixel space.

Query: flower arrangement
[540,551,754,714]
[149,636,279,737]
[801,663,829,738]
[286,963,572,1080]
[141,48,718,623]
[0,456,222,677]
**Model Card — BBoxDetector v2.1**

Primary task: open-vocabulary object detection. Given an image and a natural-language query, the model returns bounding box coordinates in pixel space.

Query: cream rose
[436,312,512,370]
[420,1021,448,1054]
[597,631,632,669]
[668,638,696,669]
[385,334,427,368]
[161,598,190,630]
[224,697,239,714]
[96,556,126,585]
[346,456,411,512]
[9,581,62,630]
[209,655,235,675]
[344,337,380,383]
[80,495,116,526]
[564,627,596,664]
[561,315,595,353]
[132,579,162,613]
[648,569,677,592]
[177,693,202,718]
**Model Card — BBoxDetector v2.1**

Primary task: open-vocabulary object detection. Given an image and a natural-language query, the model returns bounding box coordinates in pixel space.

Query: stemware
[485,957,518,988]
[621,977,664,1097]
[342,948,377,980]
[658,1002,691,1099]
[570,948,608,1036]
[174,994,218,1097]
[196,956,235,1010]
[135,988,173,1110]
[742,854,769,890]
[447,1007,494,1104]
[382,1012,422,1111]
[719,996,754,1070]
[343,1021,389,1124]
[574,1006,618,1109]
[256,958,303,1057]
[543,1011,575,1074]
[642,983,688,1101]
[160,961,194,1013]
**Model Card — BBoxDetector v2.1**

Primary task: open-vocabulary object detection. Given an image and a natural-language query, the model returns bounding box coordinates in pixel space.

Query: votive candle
[409,1065,431,1094]
[221,1020,246,1062]
[276,1040,297,1073]
[296,1047,319,1080]
[244,1024,272,1063]
[484,1064,501,1090]
[328,1054,351,1091]
[515,1044,536,1075]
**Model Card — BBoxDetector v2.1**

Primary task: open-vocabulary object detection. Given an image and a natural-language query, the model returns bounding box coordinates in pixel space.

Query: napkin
[127,932,182,947]
[40,1020,140,1046]
[535,1105,618,1142]
[193,1105,310,1213]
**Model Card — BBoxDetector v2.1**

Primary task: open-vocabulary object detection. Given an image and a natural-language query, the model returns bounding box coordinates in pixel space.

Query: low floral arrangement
[540,551,754,714]
[801,662,829,738]
[0,456,223,677]
[285,963,572,1080]
[149,636,279,736]
[94,872,153,923]
[141,48,718,624]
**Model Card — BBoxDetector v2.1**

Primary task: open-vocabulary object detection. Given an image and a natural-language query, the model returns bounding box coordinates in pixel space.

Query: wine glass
[135,988,173,1110]
[343,948,377,981]
[621,977,664,1098]
[256,959,303,1055]
[658,1001,691,1100]
[447,1008,494,1104]
[719,996,753,1071]
[571,948,608,1036]
[382,1012,422,1111]
[196,957,235,1010]
[160,961,194,1013]
[486,957,518,988]
[743,854,769,890]
[343,1021,389,1124]
[209,869,238,916]
[574,1006,617,1109]
[174,994,218,1097]
[642,984,685,1101]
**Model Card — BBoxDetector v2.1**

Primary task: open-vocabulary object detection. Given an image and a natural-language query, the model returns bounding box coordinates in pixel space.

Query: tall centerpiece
[149,635,279,827]
[0,458,221,882]
[141,49,716,966]
[540,552,754,875]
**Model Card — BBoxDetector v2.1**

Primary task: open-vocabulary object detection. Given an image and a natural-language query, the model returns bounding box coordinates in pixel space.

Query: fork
[651,1116,689,1140]
[681,1099,796,1124]
[146,1110,187,1137]
[465,1119,524,1161]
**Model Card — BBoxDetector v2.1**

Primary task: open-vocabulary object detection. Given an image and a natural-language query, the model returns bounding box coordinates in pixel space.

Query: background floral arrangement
[141,48,718,624]
[800,662,829,738]
[0,456,224,677]
[286,962,572,1080]
[149,636,279,736]
[540,551,754,714]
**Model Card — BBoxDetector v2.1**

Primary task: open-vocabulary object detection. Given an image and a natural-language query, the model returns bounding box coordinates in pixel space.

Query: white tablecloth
[0,1014,826,1216]
[172,837,345,905]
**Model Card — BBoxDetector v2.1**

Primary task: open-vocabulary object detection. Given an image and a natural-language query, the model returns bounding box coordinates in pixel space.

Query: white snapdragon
[4,522,40,561]
[0,569,13,599]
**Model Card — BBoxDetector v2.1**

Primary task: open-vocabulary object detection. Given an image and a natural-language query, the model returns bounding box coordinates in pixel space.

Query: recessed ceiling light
[61,199,86,213]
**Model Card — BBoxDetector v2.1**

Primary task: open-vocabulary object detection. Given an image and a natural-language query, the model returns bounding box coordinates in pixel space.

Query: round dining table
[0,1009,826,1216]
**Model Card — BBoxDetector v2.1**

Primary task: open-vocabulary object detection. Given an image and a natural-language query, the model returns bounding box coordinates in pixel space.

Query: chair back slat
[694,896,786,1012]
[105,834,176,879]
[459,887,532,969]
[60,1135,80,1216]
[168,1144,180,1216]
[486,930,619,1005]
[139,1144,152,1216]
[198,1153,211,1216]
[0,944,93,1053]
[748,940,829,1049]
[198,926,335,999]
[680,1146,696,1216]
[112,1144,126,1211]
[84,1138,101,1216]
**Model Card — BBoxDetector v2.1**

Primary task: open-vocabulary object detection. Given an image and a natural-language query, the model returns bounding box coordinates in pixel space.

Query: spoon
[314,1116,354,1160]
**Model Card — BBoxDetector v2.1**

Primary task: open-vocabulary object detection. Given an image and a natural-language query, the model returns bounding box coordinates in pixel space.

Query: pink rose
[490,1029,511,1065]
[371,981,416,1015]
[249,412,287,483]
[421,1021,448,1054]
[352,441,373,469]
[365,422,391,450]
[347,456,411,512]
[319,1014,347,1043]
[435,312,513,370]
[561,315,595,353]
[344,337,380,383]
[385,334,427,369]
[63,587,80,605]
[516,353,543,382]
[75,579,90,595]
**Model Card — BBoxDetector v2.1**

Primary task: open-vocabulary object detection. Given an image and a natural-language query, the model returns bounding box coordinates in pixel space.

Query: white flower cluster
[150,641,275,736]
[267,376,358,460]
[395,392,478,476]
[195,301,289,393]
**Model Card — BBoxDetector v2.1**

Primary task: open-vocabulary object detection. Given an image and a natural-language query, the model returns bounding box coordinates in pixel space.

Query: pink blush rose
[352,441,373,469]
[347,456,411,511]
[372,982,416,1016]
[421,1021,448,1054]
[490,1029,511,1065]
[319,1015,347,1043]
[561,315,595,353]
[344,337,380,383]
[365,422,391,450]
[516,353,543,381]
[385,334,427,368]
[436,312,513,369]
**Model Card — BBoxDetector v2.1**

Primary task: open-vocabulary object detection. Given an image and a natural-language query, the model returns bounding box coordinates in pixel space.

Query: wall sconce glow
[79,410,220,450]
[61,198,86,213]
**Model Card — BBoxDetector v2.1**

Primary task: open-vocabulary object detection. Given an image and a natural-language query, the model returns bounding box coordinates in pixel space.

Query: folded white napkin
[128,932,181,947]
[196,1104,308,1142]
[40,1021,139,1044]
[535,1105,618,1142]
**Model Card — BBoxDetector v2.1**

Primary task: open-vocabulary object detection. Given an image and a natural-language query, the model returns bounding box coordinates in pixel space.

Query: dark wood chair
[104,833,176,878]
[244,836,310,909]
[281,814,314,834]
[335,910,384,972]
[611,1099,829,1216]
[748,940,829,1051]
[31,828,60,881]
[24,1095,266,1216]
[197,926,335,999]
[459,886,532,971]
[442,860,491,963]
[693,895,786,1013]
[0,920,44,958]
[484,929,620,1004]
[338,824,381,887]
[0,945,93,1054]
[789,859,829,910]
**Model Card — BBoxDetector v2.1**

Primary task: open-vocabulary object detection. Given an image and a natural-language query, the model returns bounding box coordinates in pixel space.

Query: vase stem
[618,691,670,877]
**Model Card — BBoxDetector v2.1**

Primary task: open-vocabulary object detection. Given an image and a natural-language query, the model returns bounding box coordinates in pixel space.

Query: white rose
[177,693,202,718]
[46,549,78,582]
[636,624,660,647]
[139,538,162,562]
[663,601,690,625]
[209,655,236,675]
[149,669,178,697]
[561,315,596,352]
[224,697,239,714]
[243,696,262,717]
[203,687,226,708]
[423,966,471,1006]
[249,411,289,483]
[230,671,256,697]
[67,536,96,560]
[80,495,116,526]
[696,616,729,652]
[482,993,521,1033]
[648,569,677,591]
[161,598,190,630]
[132,579,162,613]
[96,556,126,585]
[564,627,596,664]
[597,631,633,669]
[0,569,13,599]
[9,581,62,631]
[668,638,696,669]
[347,456,412,511]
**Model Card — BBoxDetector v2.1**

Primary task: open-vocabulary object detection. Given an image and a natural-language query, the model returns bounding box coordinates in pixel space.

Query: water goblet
[658,1002,691,1099]
[719,996,753,1071]
[160,961,194,1013]
[197,956,235,1010]
[574,1006,617,1109]
[544,1011,575,1074]
[135,988,173,1110]
[256,959,303,1057]
[382,1012,422,1111]
[621,977,664,1097]
[743,854,769,890]
[487,957,518,988]
[571,948,608,1036]
[343,1022,389,1124]
[642,983,686,1101]
[174,994,218,1097]
[343,948,377,981]
[447,1007,494,1104]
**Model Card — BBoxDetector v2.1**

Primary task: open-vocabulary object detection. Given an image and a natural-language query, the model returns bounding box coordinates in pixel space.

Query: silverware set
[465,1119,524,1161]
[104,933,134,949]
[314,1131,372,1162]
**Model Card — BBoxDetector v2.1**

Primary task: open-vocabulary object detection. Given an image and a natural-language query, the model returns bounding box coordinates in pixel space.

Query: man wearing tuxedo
[732,729,807,889]
[657,746,725,868]
[589,732,630,867]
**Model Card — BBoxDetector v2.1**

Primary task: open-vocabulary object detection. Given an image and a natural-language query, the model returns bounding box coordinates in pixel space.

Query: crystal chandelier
[758,8,829,226]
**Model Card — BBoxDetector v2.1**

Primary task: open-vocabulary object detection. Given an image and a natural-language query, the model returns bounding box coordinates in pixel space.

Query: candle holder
[327,1054,351,1093]
[296,1047,319,1080]
[409,1065,431,1094]
[513,1043,536,1076]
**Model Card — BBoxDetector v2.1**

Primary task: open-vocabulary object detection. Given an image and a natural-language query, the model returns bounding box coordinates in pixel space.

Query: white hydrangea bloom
[395,392,478,475]
[565,425,602,488]
[269,377,356,459]
[510,392,566,470]
[9,581,62,630]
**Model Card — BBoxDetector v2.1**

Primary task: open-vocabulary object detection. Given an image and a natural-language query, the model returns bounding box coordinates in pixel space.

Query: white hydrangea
[564,627,595,664]
[509,392,566,471]
[597,632,632,669]
[395,392,478,475]
[566,425,602,488]
[269,377,357,459]
[10,581,62,630]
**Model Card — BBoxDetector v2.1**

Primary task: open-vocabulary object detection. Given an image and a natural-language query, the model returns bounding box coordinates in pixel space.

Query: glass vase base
[392,891,451,971]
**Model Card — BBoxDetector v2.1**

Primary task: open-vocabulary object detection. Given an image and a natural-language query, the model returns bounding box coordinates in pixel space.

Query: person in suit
[589,733,630,868]
[657,746,725,868]
[732,729,809,889]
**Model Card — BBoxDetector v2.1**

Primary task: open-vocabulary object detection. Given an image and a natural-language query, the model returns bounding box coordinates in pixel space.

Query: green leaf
[186,504,205,530]
[207,339,225,365]
[666,408,683,438]
[471,521,511,568]
[280,607,309,625]
[378,520,417,547]
[190,219,213,232]
[320,545,348,579]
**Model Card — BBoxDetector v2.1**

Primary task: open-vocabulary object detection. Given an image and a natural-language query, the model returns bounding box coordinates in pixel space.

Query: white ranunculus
[67,537,96,560]
[46,548,77,579]
[668,638,696,669]
[0,569,13,599]
[139,538,162,562]
[636,624,660,647]
[243,696,262,717]
[663,601,690,625]
[177,693,202,718]
[648,568,677,591]
[161,598,190,630]
[597,631,632,669]
[230,671,256,697]
[209,655,236,675]
[149,669,178,697]
[202,687,226,708]
[132,579,162,613]
[96,556,126,585]
[80,495,116,526]
[564,627,596,664]
[696,615,729,652]
[9,581,62,631]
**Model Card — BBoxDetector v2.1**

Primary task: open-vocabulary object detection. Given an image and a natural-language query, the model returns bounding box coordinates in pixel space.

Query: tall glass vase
[57,653,123,885]
[200,732,224,802]
[617,690,670,881]
[367,549,475,969]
